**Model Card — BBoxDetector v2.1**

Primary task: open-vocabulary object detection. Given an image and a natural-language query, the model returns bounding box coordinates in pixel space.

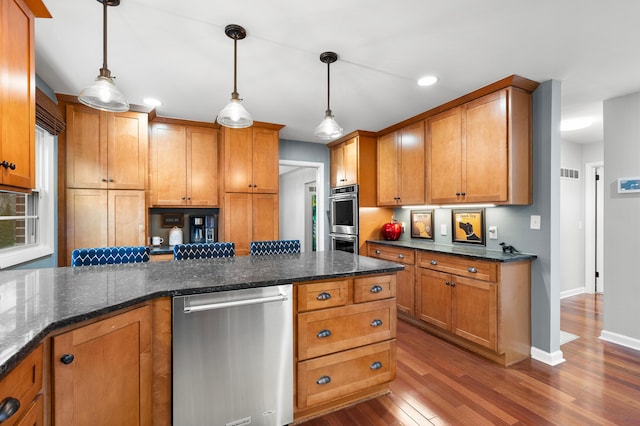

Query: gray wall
[603,92,640,341]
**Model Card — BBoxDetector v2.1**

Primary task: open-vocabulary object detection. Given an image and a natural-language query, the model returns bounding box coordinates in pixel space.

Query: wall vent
[560,167,580,180]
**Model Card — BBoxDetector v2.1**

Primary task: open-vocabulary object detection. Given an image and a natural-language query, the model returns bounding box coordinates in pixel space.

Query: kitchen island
[0,251,402,425]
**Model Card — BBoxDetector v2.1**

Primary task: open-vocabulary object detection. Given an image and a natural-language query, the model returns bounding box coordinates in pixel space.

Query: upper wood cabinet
[426,87,533,205]
[377,121,425,206]
[328,131,378,207]
[0,0,47,191]
[65,103,148,190]
[221,192,279,256]
[149,122,218,207]
[222,123,282,194]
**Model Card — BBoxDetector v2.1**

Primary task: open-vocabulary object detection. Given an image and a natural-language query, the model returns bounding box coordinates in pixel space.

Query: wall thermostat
[617,177,640,193]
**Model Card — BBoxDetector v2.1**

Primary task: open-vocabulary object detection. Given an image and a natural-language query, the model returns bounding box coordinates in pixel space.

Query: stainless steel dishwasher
[172,284,293,426]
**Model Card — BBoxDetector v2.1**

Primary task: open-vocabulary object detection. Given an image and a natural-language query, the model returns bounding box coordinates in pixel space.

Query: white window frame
[0,126,54,268]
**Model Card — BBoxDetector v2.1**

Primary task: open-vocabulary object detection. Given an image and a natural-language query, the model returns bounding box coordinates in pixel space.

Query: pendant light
[78,0,129,112]
[314,51,343,140]
[217,24,253,128]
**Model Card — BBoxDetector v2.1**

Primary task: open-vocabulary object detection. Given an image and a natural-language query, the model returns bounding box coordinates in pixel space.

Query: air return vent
[560,168,580,180]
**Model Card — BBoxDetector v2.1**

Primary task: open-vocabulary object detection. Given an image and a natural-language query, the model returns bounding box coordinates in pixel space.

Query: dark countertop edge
[366,239,538,262]
[0,264,404,380]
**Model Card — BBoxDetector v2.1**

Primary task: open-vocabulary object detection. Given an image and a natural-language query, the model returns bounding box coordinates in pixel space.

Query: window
[0,127,55,268]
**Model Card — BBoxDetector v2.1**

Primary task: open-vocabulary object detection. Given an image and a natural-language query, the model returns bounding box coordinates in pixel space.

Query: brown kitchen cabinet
[367,242,416,316]
[0,0,49,191]
[221,192,279,256]
[294,274,397,421]
[0,343,43,426]
[426,87,533,205]
[377,121,425,206]
[149,121,218,206]
[66,188,146,261]
[51,305,152,426]
[65,103,148,190]
[414,251,531,366]
[327,131,378,207]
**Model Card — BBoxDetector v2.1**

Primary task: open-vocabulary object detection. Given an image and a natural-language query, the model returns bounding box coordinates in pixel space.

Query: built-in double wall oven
[329,184,359,254]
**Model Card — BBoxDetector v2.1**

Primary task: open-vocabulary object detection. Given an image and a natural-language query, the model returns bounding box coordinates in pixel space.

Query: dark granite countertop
[0,251,402,379]
[367,240,537,262]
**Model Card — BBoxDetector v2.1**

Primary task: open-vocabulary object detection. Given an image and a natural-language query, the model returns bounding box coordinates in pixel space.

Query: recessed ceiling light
[561,117,593,131]
[143,97,162,107]
[417,75,438,87]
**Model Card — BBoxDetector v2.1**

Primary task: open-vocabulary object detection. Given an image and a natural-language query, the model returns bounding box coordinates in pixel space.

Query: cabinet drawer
[298,300,396,360]
[297,340,396,409]
[297,279,350,312]
[353,274,396,303]
[14,394,43,426]
[0,344,43,426]
[367,244,415,265]
[417,252,497,282]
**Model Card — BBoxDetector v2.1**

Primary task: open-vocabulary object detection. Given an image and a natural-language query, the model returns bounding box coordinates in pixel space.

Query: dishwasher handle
[184,293,288,313]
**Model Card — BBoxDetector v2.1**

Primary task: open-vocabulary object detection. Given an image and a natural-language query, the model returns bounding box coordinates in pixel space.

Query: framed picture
[161,213,184,228]
[452,209,485,245]
[410,210,434,239]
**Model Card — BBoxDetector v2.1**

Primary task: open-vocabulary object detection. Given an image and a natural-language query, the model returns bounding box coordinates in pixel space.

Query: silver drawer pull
[370,319,383,327]
[317,329,332,338]
[370,285,383,293]
[398,254,404,259]
[316,376,331,385]
[468,267,478,273]
[375,249,381,255]
[430,260,437,265]
[316,292,332,300]
[370,361,383,370]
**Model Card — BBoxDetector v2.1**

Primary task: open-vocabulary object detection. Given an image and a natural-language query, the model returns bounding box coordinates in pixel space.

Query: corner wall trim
[600,330,640,351]
[530,347,565,366]
[560,287,586,299]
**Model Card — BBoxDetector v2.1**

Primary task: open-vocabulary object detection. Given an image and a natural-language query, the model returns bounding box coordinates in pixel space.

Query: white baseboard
[600,330,640,351]
[531,346,565,366]
[560,287,586,299]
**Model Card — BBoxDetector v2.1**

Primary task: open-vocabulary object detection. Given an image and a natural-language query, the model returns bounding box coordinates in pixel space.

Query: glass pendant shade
[78,73,129,112]
[217,97,253,128]
[315,111,343,140]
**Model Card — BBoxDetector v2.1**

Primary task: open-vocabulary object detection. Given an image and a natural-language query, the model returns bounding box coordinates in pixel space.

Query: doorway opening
[584,162,604,293]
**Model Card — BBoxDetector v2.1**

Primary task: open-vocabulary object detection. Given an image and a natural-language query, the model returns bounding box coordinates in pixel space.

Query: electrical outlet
[488,226,498,239]
[530,215,541,230]
[440,224,447,235]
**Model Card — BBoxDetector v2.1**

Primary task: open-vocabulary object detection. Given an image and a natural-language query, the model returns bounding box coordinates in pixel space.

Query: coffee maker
[189,215,205,243]
[204,214,217,243]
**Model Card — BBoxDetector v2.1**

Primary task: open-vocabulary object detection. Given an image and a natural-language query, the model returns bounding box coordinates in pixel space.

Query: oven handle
[183,293,288,313]
[330,233,358,241]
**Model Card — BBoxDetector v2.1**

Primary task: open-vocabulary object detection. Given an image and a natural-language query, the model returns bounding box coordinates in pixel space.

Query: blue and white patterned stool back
[71,246,150,266]
[249,240,301,256]
[173,242,235,260]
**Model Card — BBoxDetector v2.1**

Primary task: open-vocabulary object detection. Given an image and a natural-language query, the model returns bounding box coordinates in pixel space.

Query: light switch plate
[530,215,541,230]
[440,224,447,235]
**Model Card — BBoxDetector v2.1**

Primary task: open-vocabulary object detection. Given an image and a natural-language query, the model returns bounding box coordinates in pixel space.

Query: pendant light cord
[326,60,332,116]
[232,37,239,99]
[100,0,109,77]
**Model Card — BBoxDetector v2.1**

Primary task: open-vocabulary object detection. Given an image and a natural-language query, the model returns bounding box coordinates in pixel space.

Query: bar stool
[249,240,301,256]
[71,246,150,266]
[173,242,235,260]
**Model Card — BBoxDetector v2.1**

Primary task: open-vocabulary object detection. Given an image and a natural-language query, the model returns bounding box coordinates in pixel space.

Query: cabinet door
[224,127,253,192]
[106,111,148,190]
[66,189,108,259]
[252,126,279,193]
[65,104,107,189]
[426,107,463,204]
[398,121,425,205]
[377,132,399,206]
[187,126,218,206]
[416,268,451,330]
[451,275,498,350]
[329,144,344,187]
[253,193,279,242]
[52,306,152,426]
[463,90,508,202]
[396,265,415,316]
[108,190,146,247]
[223,192,253,255]
[150,123,187,206]
[342,137,358,185]
[0,0,35,190]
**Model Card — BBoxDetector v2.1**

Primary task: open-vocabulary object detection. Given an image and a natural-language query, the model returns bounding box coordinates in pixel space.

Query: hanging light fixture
[78,0,129,112]
[217,24,253,128]
[315,51,343,140]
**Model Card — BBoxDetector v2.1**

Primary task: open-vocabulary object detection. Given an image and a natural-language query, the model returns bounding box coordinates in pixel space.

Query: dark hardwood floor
[298,294,640,425]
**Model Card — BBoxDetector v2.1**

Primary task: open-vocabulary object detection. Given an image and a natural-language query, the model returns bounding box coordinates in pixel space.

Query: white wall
[279,167,317,251]
[602,92,640,346]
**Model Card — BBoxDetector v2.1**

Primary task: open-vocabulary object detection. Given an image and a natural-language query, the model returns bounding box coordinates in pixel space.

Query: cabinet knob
[450,282,456,287]
[370,285,383,293]
[181,196,186,200]
[398,254,404,259]
[60,354,75,364]
[316,376,331,385]
[375,249,381,255]
[109,178,114,182]
[316,329,332,338]
[316,292,332,301]
[445,281,451,286]
[0,161,16,170]
[370,361,383,370]
[455,192,461,196]
[0,397,20,422]
[467,267,477,273]
[187,197,191,200]
[461,192,466,196]
[101,178,107,182]
[430,260,437,265]
[370,319,383,327]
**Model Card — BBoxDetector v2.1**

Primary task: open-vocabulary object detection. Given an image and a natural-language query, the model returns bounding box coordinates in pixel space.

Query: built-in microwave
[329,184,358,235]
[330,233,359,255]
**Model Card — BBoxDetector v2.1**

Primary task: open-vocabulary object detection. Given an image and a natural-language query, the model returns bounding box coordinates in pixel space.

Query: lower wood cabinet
[367,243,415,316]
[0,344,43,426]
[294,274,397,421]
[51,306,152,426]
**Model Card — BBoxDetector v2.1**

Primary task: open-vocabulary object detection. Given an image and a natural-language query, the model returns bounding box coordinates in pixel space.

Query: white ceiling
[35,0,640,145]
